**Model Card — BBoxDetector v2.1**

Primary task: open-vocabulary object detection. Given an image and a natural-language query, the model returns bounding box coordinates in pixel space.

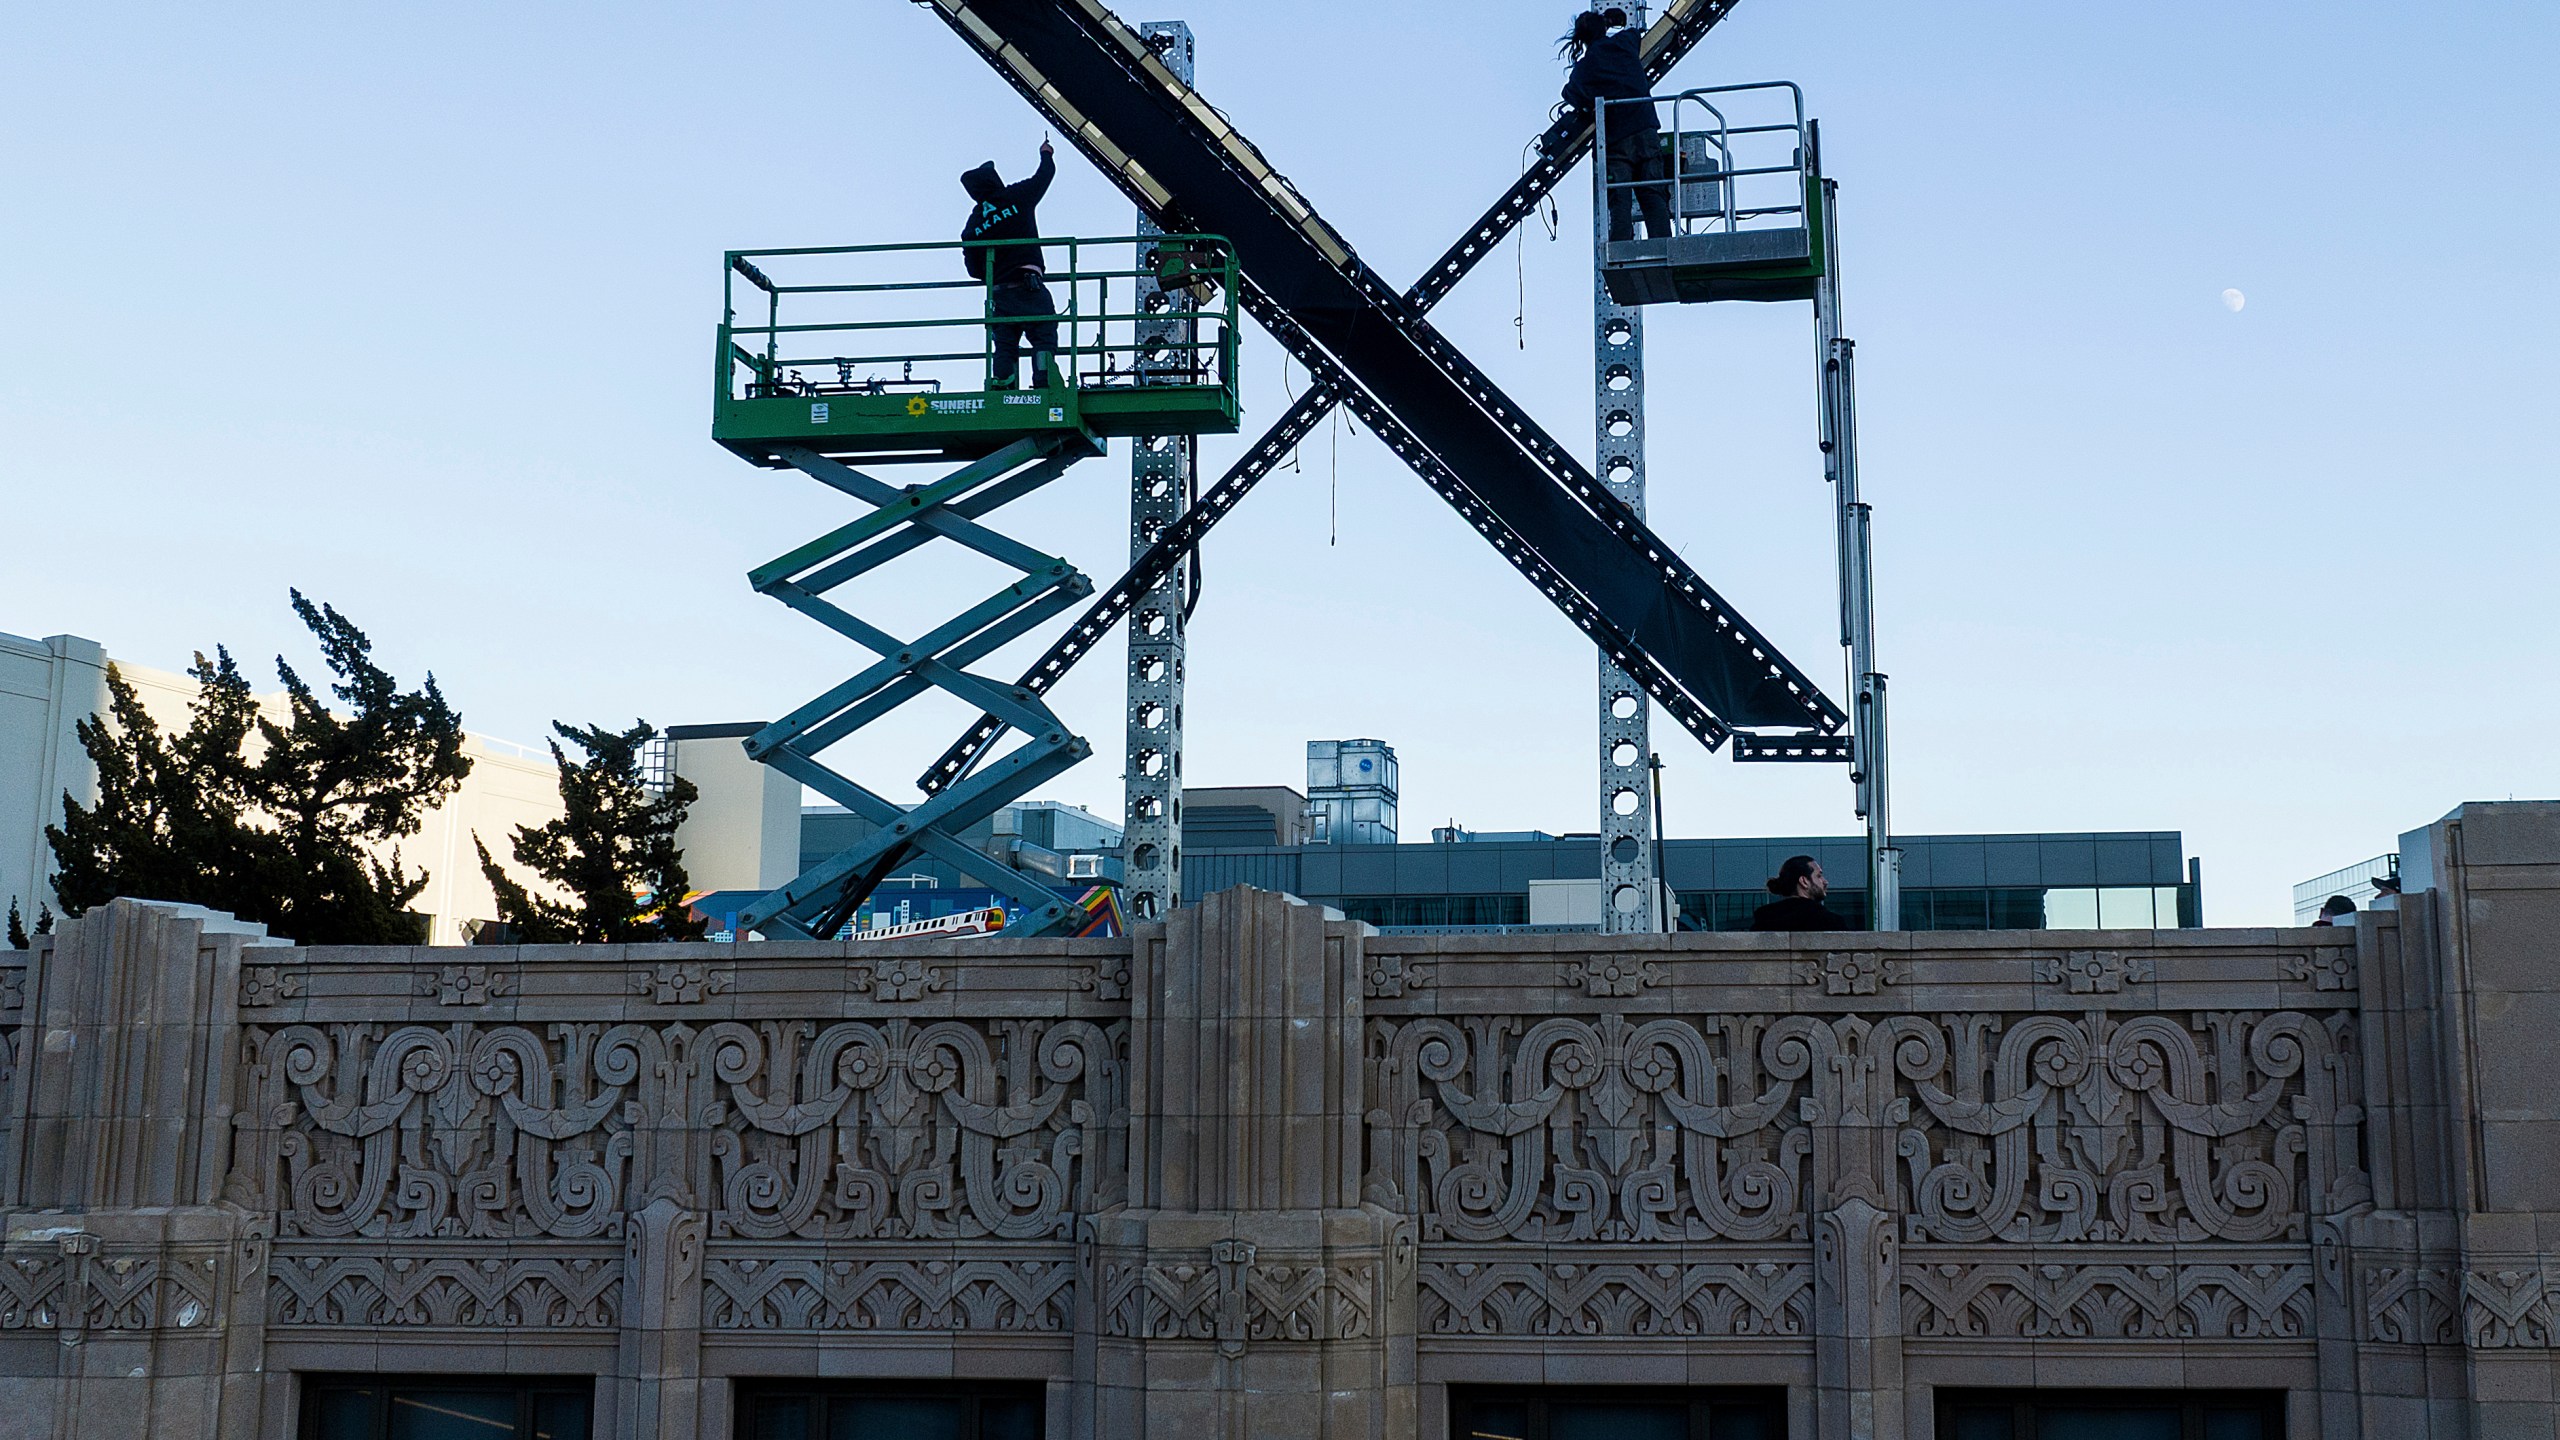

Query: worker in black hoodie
[1561,8,1671,243]
[1751,855,1851,932]
[960,138,1061,388]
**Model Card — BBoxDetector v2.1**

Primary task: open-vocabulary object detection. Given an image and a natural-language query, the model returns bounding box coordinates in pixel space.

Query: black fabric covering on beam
[953,0,1837,735]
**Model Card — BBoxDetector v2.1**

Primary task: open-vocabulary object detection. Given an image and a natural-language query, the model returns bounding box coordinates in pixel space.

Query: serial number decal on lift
[1002,393,1046,405]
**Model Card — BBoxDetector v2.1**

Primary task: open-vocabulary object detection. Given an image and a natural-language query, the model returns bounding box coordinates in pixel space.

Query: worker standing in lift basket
[960,137,1061,389]
[1560,8,1671,243]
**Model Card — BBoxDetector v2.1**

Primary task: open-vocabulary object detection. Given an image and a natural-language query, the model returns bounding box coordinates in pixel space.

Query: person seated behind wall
[2312,893,2358,927]
[1752,854,1848,932]
[1559,7,1671,243]
[961,137,1061,389]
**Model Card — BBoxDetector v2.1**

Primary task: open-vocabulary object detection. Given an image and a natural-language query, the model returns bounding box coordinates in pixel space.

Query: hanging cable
[1329,407,1339,546]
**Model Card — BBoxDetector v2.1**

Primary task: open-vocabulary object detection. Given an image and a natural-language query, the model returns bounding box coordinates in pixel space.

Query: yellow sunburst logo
[906,396,929,416]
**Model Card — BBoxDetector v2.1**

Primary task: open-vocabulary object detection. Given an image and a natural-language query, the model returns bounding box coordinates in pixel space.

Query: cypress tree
[238,592,471,943]
[45,593,471,944]
[6,899,23,950]
[477,721,706,943]
[46,652,262,916]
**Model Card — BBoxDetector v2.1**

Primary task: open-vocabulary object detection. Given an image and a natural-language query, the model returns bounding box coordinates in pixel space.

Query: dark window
[737,1382,1043,1440]
[1934,1389,2283,1440]
[1452,1386,1784,1439]
[1988,888,2047,929]
[1336,894,1528,928]
[300,1377,592,1440]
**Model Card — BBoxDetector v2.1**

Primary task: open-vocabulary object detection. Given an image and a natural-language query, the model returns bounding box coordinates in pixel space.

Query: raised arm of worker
[1006,139,1056,209]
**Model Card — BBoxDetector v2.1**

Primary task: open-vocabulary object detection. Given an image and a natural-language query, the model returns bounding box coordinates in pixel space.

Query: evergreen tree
[45,593,472,944]
[6,899,24,950]
[238,592,471,944]
[477,721,706,943]
[46,652,262,916]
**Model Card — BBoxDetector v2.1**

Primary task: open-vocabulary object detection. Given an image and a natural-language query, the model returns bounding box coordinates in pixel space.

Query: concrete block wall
[0,800,2551,1437]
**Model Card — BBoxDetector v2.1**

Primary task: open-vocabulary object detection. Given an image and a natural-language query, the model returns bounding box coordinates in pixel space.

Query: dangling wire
[1510,143,1563,349]
[1329,406,1340,546]
[1284,351,1303,471]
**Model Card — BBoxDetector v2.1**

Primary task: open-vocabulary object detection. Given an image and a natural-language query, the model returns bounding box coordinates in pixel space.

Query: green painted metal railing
[718,234,1238,403]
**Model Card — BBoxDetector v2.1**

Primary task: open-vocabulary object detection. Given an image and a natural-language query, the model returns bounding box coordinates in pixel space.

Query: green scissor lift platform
[714,233,1241,939]
[716,234,1241,464]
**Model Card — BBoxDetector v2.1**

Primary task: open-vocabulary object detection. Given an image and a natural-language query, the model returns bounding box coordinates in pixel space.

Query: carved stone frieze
[1364,953,1430,1000]
[1901,1250,2312,1340]
[1419,1253,1812,1338]
[2281,950,2357,992]
[1802,951,1887,996]
[2032,951,2152,994]
[2462,1264,2560,1349]
[852,956,945,1003]
[1097,1244,1378,1352]
[0,1240,221,1332]
[2357,1261,2459,1346]
[1561,956,1662,998]
[420,965,511,1006]
[702,1251,1075,1333]
[634,963,731,1005]
[238,1017,1125,1243]
[267,1247,619,1329]
[1366,1009,2367,1247]
[239,965,304,1008]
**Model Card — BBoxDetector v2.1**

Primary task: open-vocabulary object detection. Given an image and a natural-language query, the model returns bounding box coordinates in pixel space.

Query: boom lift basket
[1599,82,1826,306]
[715,234,1242,464]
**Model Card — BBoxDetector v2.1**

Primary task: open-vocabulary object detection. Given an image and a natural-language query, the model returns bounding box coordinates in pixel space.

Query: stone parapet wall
[0,800,2555,1437]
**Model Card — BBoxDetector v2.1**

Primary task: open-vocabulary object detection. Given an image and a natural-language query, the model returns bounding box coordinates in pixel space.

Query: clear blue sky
[4,2,2553,923]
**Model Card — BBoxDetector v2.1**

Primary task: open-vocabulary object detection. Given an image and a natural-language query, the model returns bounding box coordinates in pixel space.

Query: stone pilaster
[1076,887,1415,1439]
[612,1196,709,1438]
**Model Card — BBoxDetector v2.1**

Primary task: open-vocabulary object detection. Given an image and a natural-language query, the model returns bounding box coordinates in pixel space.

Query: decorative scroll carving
[240,1018,1123,1242]
[1367,1012,1812,1243]
[1894,1010,2366,1243]
[1902,1254,2313,1340]
[1366,1010,2366,1247]
[1419,1256,1812,1337]
[703,1253,1074,1332]
[0,963,25,1012]
[268,1249,618,1329]
[2033,951,2151,994]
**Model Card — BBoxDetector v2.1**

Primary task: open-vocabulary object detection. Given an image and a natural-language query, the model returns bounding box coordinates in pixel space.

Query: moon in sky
[2221,288,2247,313]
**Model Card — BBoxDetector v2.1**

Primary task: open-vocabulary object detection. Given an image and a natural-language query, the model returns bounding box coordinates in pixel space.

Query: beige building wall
[668,724,803,893]
[0,632,110,926]
[0,629,570,945]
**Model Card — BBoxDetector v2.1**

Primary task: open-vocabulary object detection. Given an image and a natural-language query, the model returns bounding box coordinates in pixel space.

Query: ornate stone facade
[2,800,2557,1437]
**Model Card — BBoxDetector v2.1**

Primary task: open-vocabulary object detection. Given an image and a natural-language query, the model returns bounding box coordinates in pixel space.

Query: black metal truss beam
[914,0,1840,801]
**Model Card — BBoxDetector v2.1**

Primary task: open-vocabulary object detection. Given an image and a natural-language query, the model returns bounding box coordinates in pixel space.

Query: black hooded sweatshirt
[960,151,1057,282]
[1750,896,1849,932]
[1562,28,1659,136]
